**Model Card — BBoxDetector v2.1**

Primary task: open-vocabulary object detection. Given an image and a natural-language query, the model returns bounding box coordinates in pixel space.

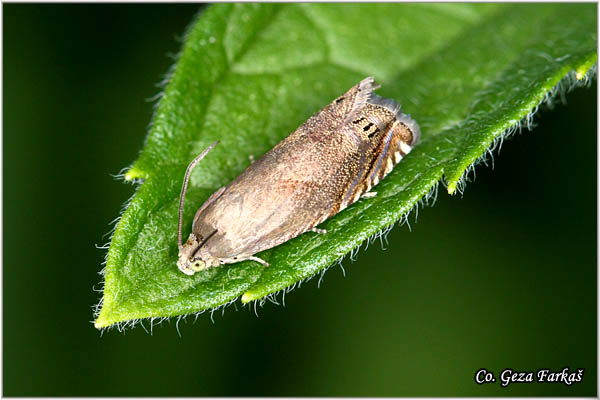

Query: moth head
[177,233,209,275]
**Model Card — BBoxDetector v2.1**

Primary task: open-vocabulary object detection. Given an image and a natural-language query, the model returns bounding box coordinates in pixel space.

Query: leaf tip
[447,183,457,195]
[241,292,256,303]
[94,305,115,330]
[575,54,597,80]
[124,167,147,181]
[94,316,108,330]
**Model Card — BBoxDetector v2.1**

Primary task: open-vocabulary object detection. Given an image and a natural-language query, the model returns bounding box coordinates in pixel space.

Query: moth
[177,77,420,275]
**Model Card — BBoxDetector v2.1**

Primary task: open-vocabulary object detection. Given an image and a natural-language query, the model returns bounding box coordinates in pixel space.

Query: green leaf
[95,3,596,328]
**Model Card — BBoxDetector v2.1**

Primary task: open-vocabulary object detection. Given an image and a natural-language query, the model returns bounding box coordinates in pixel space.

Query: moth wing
[192,186,226,230]
[195,134,352,259]
[193,76,420,261]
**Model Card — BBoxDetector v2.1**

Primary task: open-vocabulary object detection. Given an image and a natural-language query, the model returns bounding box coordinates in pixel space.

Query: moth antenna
[178,141,219,250]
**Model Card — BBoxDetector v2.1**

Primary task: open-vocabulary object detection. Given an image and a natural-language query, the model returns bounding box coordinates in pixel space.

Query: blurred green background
[3,4,596,397]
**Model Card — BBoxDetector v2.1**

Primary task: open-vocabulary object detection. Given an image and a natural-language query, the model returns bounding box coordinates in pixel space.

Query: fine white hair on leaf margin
[317,264,333,288]
[244,199,430,314]
[94,9,214,335]
[139,7,203,150]
[97,193,426,332]
[96,60,595,333]
[443,64,596,197]
[244,64,596,315]
[419,181,440,208]
[93,186,141,326]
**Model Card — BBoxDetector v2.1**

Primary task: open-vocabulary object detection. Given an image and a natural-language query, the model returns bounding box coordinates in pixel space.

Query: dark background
[3,4,596,397]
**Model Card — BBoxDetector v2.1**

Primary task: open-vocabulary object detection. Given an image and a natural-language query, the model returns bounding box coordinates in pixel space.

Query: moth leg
[311,227,327,234]
[246,256,269,266]
[221,255,269,266]
[362,191,377,199]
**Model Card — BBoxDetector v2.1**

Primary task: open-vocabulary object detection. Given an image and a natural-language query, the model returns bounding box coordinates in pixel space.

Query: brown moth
[177,77,420,275]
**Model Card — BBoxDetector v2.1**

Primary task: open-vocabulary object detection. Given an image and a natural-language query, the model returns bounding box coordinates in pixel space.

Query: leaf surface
[95,3,597,328]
